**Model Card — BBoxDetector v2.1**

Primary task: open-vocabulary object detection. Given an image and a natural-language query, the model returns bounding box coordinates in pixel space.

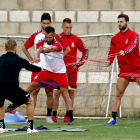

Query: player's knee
[26,96,34,105]
[69,91,74,98]
[116,90,124,98]
[46,91,53,98]
[62,90,69,99]
[31,88,39,97]
[54,90,61,98]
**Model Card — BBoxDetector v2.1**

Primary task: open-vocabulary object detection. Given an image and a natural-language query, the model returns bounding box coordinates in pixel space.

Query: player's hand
[72,64,78,69]
[32,58,40,63]
[106,61,111,67]
[119,50,125,56]
[30,59,36,64]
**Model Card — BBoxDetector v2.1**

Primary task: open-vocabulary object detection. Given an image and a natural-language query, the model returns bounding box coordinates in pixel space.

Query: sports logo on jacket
[126,39,128,44]
[71,42,75,47]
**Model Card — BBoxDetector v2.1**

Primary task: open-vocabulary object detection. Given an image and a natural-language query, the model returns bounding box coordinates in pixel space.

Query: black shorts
[0,86,30,107]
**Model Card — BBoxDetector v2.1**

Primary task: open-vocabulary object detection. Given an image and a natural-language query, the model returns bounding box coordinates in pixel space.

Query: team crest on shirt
[71,42,75,47]
[126,39,128,44]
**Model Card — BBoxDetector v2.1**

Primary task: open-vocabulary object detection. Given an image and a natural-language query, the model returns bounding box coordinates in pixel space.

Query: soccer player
[26,26,74,125]
[21,13,70,123]
[106,14,140,125]
[0,39,42,133]
[52,18,88,122]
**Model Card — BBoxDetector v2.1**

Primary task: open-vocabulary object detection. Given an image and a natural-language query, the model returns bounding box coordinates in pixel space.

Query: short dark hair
[45,26,55,34]
[63,18,72,24]
[118,14,129,22]
[5,39,17,50]
[41,13,51,22]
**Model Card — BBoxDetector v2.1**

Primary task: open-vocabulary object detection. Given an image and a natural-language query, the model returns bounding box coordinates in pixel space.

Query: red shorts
[67,72,78,89]
[119,68,140,82]
[33,70,68,89]
[31,72,39,82]
[31,72,53,92]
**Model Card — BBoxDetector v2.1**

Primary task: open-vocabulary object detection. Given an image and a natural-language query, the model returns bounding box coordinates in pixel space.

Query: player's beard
[47,39,54,45]
[119,23,127,31]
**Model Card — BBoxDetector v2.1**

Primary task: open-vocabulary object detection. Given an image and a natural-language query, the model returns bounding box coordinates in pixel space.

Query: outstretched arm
[23,59,42,72]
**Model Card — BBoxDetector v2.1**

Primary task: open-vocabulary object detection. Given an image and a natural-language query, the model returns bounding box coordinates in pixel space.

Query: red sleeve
[55,33,68,51]
[52,42,62,51]
[24,34,36,49]
[76,38,89,67]
[124,33,139,54]
[36,40,44,49]
[108,36,116,63]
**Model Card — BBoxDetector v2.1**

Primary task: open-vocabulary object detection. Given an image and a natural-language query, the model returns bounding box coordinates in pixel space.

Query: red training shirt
[108,28,140,70]
[60,32,88,73]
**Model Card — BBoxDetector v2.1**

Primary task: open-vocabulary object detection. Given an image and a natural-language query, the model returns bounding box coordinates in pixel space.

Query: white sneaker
[27,128,38,133]
[46,116,54,123]
[0,128,8,133]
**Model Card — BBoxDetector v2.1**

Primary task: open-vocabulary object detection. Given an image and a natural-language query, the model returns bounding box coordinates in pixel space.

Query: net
[0,34,119,118]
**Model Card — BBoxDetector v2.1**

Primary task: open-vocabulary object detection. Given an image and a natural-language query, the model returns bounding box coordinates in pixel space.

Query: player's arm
[22,58,42,72]
[75,40,88,68]
[35,43,62,63]
[55,33,71,58]
[106,36,116,66]
[123,34,139,55]
[63,46,70,58]
[22,46,33,62]
[35,46,59,62]
[60,37,71,58]
[42,45,60,53]
[22,34,36,62]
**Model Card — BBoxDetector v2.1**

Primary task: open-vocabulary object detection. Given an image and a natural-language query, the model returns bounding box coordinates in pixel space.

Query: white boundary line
[0,132,27,137]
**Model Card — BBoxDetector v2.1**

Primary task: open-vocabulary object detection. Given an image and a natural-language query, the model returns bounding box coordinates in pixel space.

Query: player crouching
[0,39,42,133]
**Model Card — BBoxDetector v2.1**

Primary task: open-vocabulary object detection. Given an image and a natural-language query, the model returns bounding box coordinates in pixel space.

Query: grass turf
[0,119,140,140]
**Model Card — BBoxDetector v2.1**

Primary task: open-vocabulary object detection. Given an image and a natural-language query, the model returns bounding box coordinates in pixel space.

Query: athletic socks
[68,110,74,120]
[53,111,57,117]
[28,120,33,130]
[112,112,117,120]
[0,119,5,129]
[47,108,52,116]
[65,110,69,117]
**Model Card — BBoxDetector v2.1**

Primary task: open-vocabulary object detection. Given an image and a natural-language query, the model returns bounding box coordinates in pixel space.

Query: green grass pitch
[0,119,140,140]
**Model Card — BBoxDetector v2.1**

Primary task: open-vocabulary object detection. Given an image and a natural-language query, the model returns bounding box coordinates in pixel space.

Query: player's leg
[7,87,38,133]
[25,96,38,133]
[0,105,8,133]
[60,87,74,125]
[30,72,40,107]
[0,90,8,133]
[106,77,129,125]
[31,88,40,107]
[52,72,74,124]
[16,88,38,133]
[63,89,75,122]
[135,77,140,86]
[45,88,54,123]
[52,89,61,122]
[68,90,75,106]
[67,72,77,106]
[64,72,77,122]
[26,81,41,94]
